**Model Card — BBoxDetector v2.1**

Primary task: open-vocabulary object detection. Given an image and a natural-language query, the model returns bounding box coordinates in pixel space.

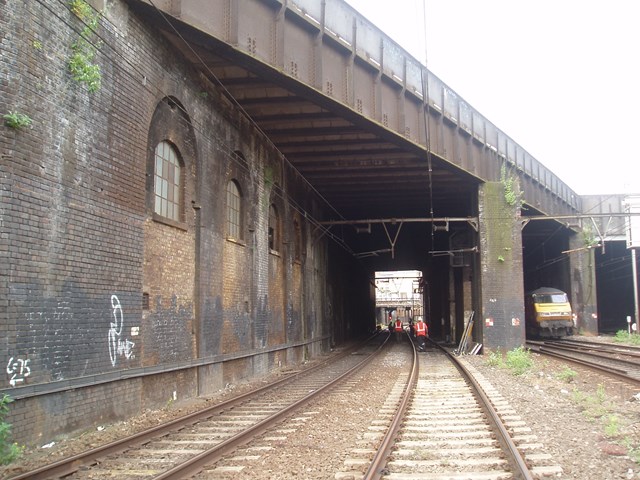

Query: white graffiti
[7,357,31,387]
[108,295,135,367]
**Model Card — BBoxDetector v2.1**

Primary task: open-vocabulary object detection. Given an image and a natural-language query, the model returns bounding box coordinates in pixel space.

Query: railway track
[346,339,561,480]
[11,334,566,479]
[527,339,640,386]
[200,335,548,479]
[10,336,387,480]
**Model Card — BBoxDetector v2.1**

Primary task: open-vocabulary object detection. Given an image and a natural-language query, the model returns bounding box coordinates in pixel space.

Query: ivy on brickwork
[68,0,102,93]
[500,163,523,208]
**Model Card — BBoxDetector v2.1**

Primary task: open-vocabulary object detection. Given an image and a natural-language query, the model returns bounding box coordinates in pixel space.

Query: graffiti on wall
[6,357,31,387]
[108,295,136,367]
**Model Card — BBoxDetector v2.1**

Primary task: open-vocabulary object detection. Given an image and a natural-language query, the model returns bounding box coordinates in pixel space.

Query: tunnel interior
[596,241,638,333]
[338,218,478,343]
[136,6,638,346]
[521,218,572,297]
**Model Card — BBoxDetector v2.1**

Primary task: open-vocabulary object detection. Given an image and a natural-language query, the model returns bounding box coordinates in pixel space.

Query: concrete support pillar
[568,233,598,334]
[478,182,525,351]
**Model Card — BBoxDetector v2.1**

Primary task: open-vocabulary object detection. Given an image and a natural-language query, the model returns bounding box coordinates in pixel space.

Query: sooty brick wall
[478,182,525,351]
[1,0,146,389]
[0,0,373,444]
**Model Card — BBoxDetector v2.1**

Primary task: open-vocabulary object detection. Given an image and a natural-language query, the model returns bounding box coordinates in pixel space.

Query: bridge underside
[133,2,477,223]
[131,1,595,349]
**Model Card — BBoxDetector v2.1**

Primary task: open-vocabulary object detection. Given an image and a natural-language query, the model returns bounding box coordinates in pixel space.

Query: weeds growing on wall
[581,225,599,249]
[500,164,523,208]
[0,395,23,465]
[3,111,32,130]
[68,0,102,92]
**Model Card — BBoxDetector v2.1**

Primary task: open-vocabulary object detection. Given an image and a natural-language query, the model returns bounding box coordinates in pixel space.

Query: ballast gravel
[2,336,640,479]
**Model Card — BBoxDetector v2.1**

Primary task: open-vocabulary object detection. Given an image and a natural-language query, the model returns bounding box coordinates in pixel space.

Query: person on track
[394,317,403,342]
[414,317,428,351]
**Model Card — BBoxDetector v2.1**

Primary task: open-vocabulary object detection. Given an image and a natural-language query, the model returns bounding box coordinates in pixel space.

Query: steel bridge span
[129,0,630,347]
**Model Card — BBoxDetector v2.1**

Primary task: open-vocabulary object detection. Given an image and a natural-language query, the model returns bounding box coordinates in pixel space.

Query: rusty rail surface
[527,340,640,387]
[364,337,534,480]
[10,335,387,480]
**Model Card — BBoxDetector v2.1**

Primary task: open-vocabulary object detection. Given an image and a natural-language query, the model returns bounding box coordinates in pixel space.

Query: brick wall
[569,233,598,334]
[478,182,525,351]
[0,0,372,445]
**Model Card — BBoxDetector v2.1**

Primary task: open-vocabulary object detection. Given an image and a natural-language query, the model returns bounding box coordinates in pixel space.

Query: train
[525,287,575,338]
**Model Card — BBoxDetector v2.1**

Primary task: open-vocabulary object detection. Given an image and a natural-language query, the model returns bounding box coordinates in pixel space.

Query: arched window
[226,180,242,239]
[153,141,182,221]
[268,204,279,252]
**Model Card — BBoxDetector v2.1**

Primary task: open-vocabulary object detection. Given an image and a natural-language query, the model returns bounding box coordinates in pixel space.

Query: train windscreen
[533,293,568,304]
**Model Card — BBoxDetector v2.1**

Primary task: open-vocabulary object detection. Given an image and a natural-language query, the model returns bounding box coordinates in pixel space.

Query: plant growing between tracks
[614,330,640,345]
[485,346,534,376]
[556,366,578,383]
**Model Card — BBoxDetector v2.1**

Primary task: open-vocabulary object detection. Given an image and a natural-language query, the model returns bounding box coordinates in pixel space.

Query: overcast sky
[344,0,640,196]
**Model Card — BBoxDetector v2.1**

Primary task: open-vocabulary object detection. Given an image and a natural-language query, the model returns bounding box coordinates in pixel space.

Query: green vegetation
[500,163,523,208]
[485,345,640,462]
[3,111,32,130]
[623,438,640,463]
[581,225,599,248]
[604,414,620,437]
[68,0,102,92]
[505,346,533,375]
[69,0,94,17]
[484,346,533,376]
[556,366,577,383]
[572,383,609,420]
[613,330,640,345]
[0,395,23,465]
[485,349,504,367]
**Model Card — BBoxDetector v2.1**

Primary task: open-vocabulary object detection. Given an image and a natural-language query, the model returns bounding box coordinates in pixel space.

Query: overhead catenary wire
[418,0,436,251]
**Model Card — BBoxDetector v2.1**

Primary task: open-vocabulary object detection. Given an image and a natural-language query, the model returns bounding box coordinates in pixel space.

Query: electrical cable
[419,0,435,252]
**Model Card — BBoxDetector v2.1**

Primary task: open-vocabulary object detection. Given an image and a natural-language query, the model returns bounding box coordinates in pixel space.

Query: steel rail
[363,332,418,480]
[10,337,381,480]
[552,338,640,357]
[537,341,640,367]
[364,336,534,480]
[154,335,390,479]
[526,341,640,387]
[442,342,535,480]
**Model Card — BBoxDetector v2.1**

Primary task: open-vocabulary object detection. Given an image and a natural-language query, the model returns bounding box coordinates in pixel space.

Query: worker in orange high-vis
[394,317,403,342]
[414,317,428,351]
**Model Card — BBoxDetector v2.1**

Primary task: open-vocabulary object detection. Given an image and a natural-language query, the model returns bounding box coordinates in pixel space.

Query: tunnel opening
[596,241,638,333]
[374,270,424,330]
[331,217,479,347]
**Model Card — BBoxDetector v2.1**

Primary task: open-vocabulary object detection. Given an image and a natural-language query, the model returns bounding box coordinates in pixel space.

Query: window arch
[268,204,280,252]
[153,141,183,222]
[226,180,242,240]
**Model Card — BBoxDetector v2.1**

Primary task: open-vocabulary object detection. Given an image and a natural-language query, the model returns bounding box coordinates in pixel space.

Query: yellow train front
[525,287,575,338]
